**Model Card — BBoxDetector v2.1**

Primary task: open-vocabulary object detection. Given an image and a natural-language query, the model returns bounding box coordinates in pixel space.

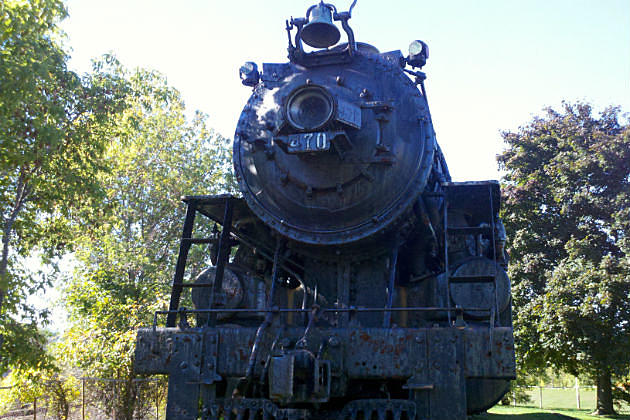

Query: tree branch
[0,170,32,314]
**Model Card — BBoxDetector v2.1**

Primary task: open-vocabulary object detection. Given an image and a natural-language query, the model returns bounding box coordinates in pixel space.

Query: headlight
[286,87,334,131]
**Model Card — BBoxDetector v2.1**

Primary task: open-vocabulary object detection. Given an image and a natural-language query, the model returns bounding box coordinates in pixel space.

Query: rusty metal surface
[137,325,514,419]
[136,326,514,380]
[135,328,196,374]
[345,328,424,378]
[464,327,516,378]
[200,330,221,385]
[163,333,202,420]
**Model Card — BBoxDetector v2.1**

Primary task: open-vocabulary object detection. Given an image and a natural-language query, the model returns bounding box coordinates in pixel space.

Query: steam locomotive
[135,3,515,419]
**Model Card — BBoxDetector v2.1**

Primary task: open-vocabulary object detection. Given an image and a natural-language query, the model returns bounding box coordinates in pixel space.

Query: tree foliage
[498,102,630,414]
[0,0,129,371]
[0,365,80,420]
[60,65,234,419]
[1,3,235,417]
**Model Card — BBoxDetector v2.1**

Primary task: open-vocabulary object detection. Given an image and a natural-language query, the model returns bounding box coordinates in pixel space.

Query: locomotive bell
[301,2,341,48]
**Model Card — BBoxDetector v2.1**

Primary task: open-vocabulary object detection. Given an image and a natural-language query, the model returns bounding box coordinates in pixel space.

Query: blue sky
[62,0,629,182]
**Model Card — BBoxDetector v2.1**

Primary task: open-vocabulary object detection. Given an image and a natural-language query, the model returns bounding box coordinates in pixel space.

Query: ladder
[166,195,240,327]
[441,181,501,326]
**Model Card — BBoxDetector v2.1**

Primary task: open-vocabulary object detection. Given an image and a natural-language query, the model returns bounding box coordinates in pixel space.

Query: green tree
[498,102,630,415]
[0,0,129,370]
[0,365,80,420]
[60,66,234,420]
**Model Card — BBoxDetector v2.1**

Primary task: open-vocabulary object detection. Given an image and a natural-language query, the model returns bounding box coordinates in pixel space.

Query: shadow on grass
[471,413,577,420]
[471,408,630,420]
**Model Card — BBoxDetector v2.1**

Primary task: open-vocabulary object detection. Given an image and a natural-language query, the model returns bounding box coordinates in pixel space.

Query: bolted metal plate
[164,332,203,420]
[463,327,516,379]
[135,328,192,374]
[269,354,295,401]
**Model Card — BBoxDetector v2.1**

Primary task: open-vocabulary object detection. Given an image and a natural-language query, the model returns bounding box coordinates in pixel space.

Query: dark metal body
[234,45,438,252]
[135,6,515,420]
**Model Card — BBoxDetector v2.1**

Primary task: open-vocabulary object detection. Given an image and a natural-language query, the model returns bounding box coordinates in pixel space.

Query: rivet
[336,76,343,85]
[306,78,313,85]
[179,361,188,370]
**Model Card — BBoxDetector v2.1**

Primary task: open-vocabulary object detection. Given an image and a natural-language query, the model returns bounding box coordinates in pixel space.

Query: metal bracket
[286,3,357,65]
[165,333,203,420]
[201,331,222,385]
[313,359,331,399]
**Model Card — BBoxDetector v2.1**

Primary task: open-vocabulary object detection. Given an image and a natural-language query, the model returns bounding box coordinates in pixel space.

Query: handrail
[152,306,491,329]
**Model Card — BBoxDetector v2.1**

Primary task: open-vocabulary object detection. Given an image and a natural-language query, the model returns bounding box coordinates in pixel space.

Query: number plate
[286,132,330,154]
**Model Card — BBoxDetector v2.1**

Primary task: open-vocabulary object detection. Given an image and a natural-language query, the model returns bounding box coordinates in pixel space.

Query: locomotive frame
[135,3,515,420]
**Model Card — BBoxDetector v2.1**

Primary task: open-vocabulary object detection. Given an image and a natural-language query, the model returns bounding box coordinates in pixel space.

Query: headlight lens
[287,87,334,130]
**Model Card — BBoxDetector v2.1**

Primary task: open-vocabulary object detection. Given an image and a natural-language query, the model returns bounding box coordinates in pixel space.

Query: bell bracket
[286,2,357,64]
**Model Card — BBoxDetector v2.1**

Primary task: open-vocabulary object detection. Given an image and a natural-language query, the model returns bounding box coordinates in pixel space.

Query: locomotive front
[233,10,446,252]
[135,3,516,420]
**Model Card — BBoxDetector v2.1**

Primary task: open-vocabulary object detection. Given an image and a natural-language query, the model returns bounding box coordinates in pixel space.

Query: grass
[468,387,630,420]
[522,387,597,411]
[470,405,630,420]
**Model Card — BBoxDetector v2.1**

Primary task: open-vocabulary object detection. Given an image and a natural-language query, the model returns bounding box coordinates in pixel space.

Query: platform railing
[152,306,491,330]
